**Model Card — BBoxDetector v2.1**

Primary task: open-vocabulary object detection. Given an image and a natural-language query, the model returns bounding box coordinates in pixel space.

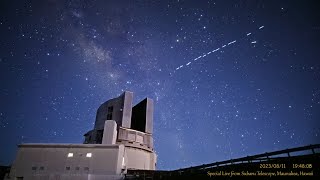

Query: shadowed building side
[84,91,134,144]
[131,98,153,134]
[95,91,133,130]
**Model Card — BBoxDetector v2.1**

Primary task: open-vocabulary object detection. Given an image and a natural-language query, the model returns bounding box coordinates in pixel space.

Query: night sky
[1,0,320,170]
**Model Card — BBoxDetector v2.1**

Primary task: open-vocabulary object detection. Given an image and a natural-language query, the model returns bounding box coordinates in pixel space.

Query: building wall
[121,91,133,129]
[7,143,156,180]
[145,98,154,134]
[94,98,122,130]
[7,144,124,180]
[124,147,157,170]
[117,127,153,150]
[94,91,133,130]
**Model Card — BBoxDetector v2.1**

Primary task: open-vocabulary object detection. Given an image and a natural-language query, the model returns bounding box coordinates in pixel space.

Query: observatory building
[5,91,157,180]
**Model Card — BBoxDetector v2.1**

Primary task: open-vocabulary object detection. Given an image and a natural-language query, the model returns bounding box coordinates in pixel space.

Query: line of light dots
[175,25,265,71]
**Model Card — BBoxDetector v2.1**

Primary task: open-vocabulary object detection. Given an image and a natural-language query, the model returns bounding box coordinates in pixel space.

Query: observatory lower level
[5,91,157,180]
[7,143,156,180]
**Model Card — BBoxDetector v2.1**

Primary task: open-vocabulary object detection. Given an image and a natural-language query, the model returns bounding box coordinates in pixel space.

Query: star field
[0,0,320,170]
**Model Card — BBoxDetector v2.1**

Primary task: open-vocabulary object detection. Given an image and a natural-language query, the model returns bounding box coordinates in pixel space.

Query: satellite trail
[227,40,237,45]
[174,25,265,71]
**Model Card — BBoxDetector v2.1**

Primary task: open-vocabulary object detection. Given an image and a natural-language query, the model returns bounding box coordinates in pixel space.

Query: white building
[5,91,157,180]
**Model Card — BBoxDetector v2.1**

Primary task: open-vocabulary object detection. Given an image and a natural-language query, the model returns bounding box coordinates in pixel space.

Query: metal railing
[173,144,320,172]
[117,127,153,149]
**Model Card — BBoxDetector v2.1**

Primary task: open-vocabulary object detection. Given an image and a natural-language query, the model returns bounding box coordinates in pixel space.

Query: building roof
[18,143,121,149]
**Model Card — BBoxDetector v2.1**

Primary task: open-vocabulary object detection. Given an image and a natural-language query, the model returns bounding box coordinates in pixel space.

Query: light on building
[67,153,73,157]
[86,153,92,157]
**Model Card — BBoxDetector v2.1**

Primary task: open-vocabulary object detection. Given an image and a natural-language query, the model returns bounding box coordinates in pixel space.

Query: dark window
[31,166,37,170]
[84,167,89,171]
[96,129,104,144]
[39,166,44,170]
[108,106,113,112]
[107,106,113,120]
[75,167,80,170]
[66,167,70,170]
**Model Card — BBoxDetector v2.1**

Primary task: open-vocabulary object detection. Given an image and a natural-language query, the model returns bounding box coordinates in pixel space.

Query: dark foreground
[125,144,320,179]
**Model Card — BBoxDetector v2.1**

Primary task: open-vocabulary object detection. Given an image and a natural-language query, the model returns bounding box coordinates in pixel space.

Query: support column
[102,120,117,144]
